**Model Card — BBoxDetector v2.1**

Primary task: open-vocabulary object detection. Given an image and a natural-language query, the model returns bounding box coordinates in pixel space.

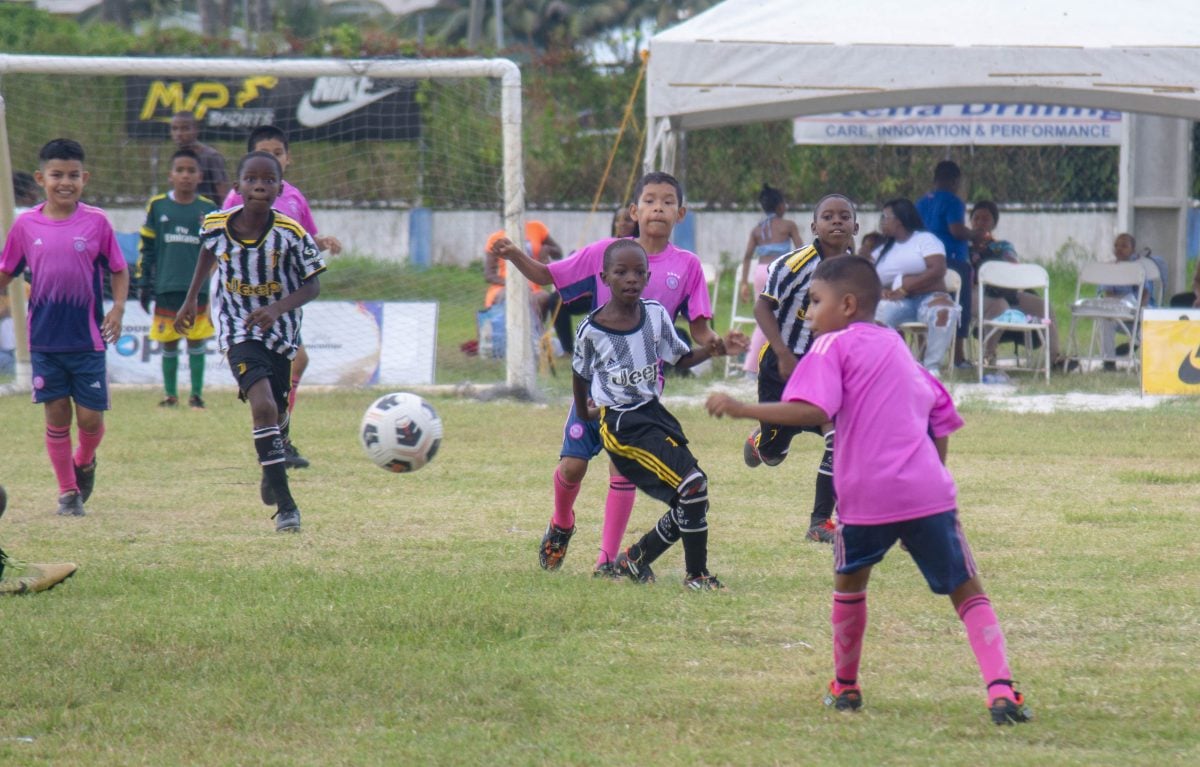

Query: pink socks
[287,377,300,414]
[957,594,1016,702]
[551,465,579,531]
[74,422,105,468]
[597,476,636,566]
[46,425,77,495]
[831,591,867,692]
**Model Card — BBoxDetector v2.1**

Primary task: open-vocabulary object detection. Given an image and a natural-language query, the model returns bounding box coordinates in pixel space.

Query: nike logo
[296,77,400,128]
[1177,344,1200,384]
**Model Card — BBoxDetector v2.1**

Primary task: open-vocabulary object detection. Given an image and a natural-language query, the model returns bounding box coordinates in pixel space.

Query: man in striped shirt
[175,151,326,533]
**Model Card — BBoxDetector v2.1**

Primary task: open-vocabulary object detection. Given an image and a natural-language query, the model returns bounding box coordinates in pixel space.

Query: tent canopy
[647,0,1200,131]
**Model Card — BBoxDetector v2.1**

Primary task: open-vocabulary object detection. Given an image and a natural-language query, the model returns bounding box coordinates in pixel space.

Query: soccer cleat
[0,484,7,518]
[989,687,1033,725]
[74,459,96,504]
[272,507,301,533]
[806,519,837,544]
[260,472,276,506]
[684,572,726,591]
[592,562,621,580]
[538,523,575,570]
[0,558,78,595]
[613,549,656,584]
[743,429,763,468]
[283,440,310,469]
[188,395,206,410]
[823,681,863,712]
[159,395,179,408]
[56,491,85,517]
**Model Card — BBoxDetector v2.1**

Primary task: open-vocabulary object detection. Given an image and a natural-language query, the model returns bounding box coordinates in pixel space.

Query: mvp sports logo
[126,76,420,142]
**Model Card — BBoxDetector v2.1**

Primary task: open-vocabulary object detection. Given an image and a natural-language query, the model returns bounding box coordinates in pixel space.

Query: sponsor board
[1141,309,1200,395]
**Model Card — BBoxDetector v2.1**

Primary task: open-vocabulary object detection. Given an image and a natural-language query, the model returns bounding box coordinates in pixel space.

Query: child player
[575,239,745,589]
[743,194,858,544]
[223,125,342,469]
[138,148,219,409]
[491,172,719,578]
[176,151,326,533]
[706,256,1032,725]
[0,138,129,517]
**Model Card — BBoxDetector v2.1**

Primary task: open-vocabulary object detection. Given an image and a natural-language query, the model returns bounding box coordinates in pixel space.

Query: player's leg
[283,345,310,468]
[901,510,1031,724]
[66,351,111,507]
[595,458,636,574]
[231,342,300,532]
[808,424,837,544]
[149,296,184,406]
[745,347,788,468]
[185,301,215,410]
[539,403,595,571]
[32,353,80,514]
[161,339,181,405]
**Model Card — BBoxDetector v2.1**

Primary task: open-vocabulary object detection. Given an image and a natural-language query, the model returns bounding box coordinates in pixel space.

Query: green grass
[2,384,1198,765]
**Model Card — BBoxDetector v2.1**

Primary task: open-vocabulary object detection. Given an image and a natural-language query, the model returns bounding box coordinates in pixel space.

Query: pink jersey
[782,322,963,525]
[223,181,317,235]
[548,237,712,322]
[0,202,126,352]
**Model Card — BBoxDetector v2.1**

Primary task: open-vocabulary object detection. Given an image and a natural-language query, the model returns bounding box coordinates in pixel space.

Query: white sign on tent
[793,104,1123,146]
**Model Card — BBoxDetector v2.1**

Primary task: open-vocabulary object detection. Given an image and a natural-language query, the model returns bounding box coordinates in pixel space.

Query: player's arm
[315,234,342,255]
[675,329,748,370]
[246,275,320,331]
[706,393,829,427]
[175,248,217,332]
[103,266,130,344]
[753,295,798,377]
[572,372,594,421]
[687,316,720,352]
[489,237,552,285]
[138,228,156,313]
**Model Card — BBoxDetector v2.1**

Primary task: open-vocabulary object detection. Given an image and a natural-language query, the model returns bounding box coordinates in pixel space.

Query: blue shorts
[31,351,110,411]
[835,510,977,595]
[559,401,603,460]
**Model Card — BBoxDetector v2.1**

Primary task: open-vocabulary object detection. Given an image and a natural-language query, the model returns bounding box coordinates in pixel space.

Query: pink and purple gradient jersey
[0,202,126,353]
[548,237,712,322]
[223,181,318,235]
[782,322,963,525]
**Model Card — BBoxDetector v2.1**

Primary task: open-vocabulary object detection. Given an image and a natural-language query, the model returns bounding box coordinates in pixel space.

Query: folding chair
[977,261,1052,382]
[900,268,961,377]
[725,262,758,377]
[1136,255,1164,308]
[1065,261,1145,373]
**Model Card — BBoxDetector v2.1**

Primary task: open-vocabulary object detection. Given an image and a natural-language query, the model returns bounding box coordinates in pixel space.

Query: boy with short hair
[575,239,745,589]
[0,138,129,517]
[492,171,719,577]
[744,194,858,544]
[176,151,326,533]
[138,148,219,409]
[223,125,342,468]
[170,111,229,203]
[706,256,1032,725]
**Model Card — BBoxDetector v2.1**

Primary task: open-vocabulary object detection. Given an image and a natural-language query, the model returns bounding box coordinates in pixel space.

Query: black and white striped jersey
[760,240,834,357]
[572,299,691,409]
[200,207,326,359]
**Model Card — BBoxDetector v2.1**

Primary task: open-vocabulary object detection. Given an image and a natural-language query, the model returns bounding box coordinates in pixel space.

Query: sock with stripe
[74,422,105,468]
[46,424,77,495]
[628,506,679,566]
[161,349,180,399]
[189,347,206,398]
[597,475,636,566]
[831,590,867,693]
[956,593,1016,703]
[254,425,295,510]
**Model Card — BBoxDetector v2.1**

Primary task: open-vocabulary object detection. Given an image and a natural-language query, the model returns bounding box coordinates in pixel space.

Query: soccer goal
[0,54,537,397]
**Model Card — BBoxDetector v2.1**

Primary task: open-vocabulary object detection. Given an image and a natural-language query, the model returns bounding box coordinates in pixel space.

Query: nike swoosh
[1177,346,1200,384]
[296,87,401,128]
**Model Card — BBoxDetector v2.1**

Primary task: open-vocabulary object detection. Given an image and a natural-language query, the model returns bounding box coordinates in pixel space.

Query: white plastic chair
[899,268,961,377]
[725,263,758,377]
[1066,261,1146,373]
[977,261,1052,382]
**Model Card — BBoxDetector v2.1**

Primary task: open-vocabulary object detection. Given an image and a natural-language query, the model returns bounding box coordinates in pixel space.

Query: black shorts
[227,340,292,412]
[599,399,699,504]
[756,345,821,460]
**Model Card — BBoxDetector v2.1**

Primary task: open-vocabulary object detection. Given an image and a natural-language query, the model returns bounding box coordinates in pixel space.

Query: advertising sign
[1141,308,1200,396]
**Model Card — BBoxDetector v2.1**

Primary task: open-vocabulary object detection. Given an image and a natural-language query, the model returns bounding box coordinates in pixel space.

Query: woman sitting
[871,198,959,375]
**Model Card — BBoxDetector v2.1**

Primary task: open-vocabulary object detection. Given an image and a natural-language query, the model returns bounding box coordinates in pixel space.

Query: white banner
[106,300,437,386]
[793,104,1123,146]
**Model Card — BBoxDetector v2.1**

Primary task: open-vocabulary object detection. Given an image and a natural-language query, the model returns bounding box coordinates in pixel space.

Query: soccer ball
[360,392,443,473]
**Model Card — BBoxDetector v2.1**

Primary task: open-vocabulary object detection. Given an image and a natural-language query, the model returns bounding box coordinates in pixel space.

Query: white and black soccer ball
[360,392,443,473]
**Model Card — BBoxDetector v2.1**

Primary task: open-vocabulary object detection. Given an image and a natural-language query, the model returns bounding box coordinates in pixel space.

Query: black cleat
[538,523,575,570]
[614,548,656,584]
[283,440,310,469]
[74,459,96,504]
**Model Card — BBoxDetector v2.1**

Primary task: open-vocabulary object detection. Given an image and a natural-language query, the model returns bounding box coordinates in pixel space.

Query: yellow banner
[1141,309,1200,395]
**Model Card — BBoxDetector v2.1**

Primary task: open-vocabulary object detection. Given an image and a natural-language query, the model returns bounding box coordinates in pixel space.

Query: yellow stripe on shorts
[599,412,682,488]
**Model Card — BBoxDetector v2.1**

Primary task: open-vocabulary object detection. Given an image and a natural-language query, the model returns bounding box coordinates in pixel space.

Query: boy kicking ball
[707,256,1032,724]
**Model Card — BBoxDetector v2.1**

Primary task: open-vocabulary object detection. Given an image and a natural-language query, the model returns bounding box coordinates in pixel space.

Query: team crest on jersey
[665,271,681,290]
[269,249,282,268]
[73,237,87,252]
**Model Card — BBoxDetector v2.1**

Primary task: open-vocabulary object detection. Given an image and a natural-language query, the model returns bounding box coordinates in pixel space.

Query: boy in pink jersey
[706,256,1032,726]
[223,125,342,469]
[0,138,129,517]
[491,171,718,579]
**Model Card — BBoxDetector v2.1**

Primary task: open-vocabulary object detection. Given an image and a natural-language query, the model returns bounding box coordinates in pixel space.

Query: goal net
[0,54,536,397]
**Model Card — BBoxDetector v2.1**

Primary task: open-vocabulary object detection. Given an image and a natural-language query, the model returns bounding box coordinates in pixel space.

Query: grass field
[2,377,1198,765]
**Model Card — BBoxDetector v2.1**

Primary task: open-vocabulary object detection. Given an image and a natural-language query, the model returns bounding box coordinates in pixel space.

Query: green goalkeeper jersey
[138,192,218,297]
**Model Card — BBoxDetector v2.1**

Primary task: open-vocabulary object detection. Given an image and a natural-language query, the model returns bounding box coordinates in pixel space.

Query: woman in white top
[871,198,959,374]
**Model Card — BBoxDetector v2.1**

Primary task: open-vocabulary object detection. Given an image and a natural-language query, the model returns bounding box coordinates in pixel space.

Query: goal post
[0,54,536,396]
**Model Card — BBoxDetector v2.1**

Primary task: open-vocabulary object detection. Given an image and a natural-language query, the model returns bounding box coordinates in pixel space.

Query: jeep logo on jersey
[610,363,658,388]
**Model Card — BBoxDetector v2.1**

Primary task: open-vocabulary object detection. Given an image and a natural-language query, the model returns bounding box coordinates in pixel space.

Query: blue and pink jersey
[223,182,318,235]
[549,237,712,322]
[0,202,126,353]
[782,322,963,525]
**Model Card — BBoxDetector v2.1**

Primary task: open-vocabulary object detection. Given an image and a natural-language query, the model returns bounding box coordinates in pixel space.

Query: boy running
[706,256,1032,725]
[176,151,326,533]
[575,240,745,589]
[0,138,129,517]
[491,172,718,577]
[138,148,219,409]
[744,194,858,544]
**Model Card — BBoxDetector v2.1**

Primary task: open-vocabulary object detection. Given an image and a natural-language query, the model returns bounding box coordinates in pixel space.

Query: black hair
[612,206,639,238]
[171,148,200,165]
[933,160,961,183]
[38,138,85,164]
[236,150,283,178]
[247,125,289,153]
[602,238,647,271]
[12,171,38,200]
[633,171,683,205]
[1116,232,1136,246]
[876,198,924,262]
[813,193,857,220]
[857,230,884,257]
[172,110,198,123]
[971,199,1000,225]
[813,255,881,316]
[758,183,784,214]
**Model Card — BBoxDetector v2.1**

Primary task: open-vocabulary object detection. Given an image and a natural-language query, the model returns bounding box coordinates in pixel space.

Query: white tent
[645,0,1200,287]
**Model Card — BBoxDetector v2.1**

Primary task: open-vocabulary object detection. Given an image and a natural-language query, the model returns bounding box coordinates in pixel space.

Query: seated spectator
[871,198,958,376]
[1098,232,1161,369]
[856,230,884,259]
[483,220,562,321]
